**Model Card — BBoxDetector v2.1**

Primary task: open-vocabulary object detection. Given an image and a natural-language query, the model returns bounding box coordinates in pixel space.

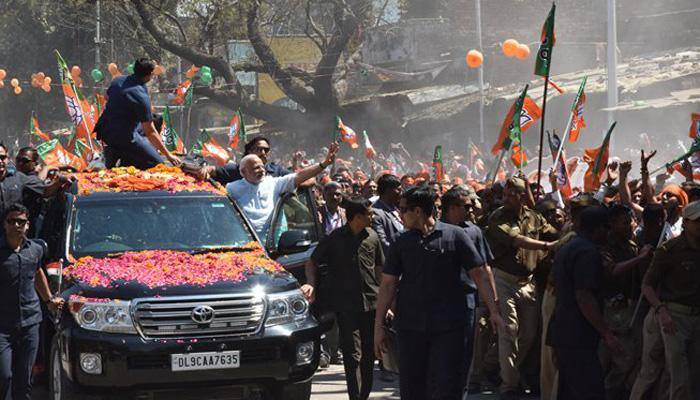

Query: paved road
[33,364,539,399]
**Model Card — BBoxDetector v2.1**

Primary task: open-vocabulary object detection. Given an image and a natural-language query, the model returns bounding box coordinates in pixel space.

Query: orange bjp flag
[491,96,542,155]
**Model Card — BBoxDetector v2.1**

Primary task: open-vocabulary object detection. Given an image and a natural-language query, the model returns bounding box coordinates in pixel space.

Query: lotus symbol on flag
[65,95,84,125]
[229,122,238,141]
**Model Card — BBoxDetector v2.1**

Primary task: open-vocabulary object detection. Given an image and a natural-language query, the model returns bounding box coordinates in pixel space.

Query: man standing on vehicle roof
[227,142,339,240]
[0,203,64,400]
[95,58,181,169]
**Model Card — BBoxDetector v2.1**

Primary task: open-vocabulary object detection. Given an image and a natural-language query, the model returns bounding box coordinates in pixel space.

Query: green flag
[535,3,556,77]
[162,106,184,153]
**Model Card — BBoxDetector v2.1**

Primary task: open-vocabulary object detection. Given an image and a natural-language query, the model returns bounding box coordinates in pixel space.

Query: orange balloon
[42,84,51,93]
[108,63,119,76]
[37,72,45,81]
[71,65,81,77]
[502,39,520,57]
[31,78,41,88]
[466,50,484,68]
[0,69,5,80]
[515,44,531,60]
[0,80,4,89]
[13,86,21,95]
[10,78,19,88]
[43,76,52,85]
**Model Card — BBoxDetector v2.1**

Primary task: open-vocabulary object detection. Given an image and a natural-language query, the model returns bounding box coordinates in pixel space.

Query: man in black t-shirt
[373,187,502,400]
[549,206,624,400]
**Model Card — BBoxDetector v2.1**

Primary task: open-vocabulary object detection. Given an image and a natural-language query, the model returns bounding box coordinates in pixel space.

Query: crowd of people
[0,58,697,400]
[221,131,700,400]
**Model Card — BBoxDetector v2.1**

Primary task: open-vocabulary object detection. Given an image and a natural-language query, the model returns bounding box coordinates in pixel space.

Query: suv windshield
[70,196,254,258]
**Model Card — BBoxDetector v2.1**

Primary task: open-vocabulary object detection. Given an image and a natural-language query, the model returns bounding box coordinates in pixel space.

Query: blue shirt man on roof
[95,58,181,170]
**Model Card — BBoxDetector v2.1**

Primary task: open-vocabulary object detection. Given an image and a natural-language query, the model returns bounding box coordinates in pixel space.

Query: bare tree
[129,0,372,138]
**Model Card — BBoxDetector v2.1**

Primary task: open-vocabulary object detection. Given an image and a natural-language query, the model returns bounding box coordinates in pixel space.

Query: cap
[682,200,700,220]
[506,177,527,191]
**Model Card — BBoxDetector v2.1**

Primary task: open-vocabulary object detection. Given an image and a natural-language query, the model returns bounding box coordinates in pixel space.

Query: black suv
[40,179,325,400]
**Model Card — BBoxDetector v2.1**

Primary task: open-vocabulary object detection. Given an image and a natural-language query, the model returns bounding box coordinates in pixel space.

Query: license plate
[171,351,240,371]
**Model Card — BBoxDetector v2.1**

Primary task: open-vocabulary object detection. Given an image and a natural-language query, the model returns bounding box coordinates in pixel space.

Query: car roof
[72,165,227,198]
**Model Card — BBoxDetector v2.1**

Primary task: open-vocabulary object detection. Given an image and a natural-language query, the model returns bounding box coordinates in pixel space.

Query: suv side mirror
[277,230,311,255]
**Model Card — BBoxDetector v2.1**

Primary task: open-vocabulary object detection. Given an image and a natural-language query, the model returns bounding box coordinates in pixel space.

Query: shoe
[466,383,481,394]
[330,356,342,365]
[319,354,330,369]
[499,391,519,400]
[379,370,395,382]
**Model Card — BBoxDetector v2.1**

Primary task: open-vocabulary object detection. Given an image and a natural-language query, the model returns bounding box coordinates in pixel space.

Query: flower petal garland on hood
[63,243,284,288]
[75,164,226,196]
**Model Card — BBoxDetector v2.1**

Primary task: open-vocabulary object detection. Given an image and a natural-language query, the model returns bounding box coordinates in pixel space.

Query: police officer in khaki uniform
[485,177,557,400]
[642,200,700,400]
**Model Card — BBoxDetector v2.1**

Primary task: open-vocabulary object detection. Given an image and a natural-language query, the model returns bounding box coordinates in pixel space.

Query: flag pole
[553,110,574,170]
[536,76,550,199]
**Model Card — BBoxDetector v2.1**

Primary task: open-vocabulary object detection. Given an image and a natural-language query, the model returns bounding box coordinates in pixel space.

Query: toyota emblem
[191,305,215,324]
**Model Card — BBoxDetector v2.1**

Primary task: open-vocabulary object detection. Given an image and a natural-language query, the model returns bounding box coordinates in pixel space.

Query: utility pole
[95,0,101,67]
[607,0,618,151]
[475,0,485,145]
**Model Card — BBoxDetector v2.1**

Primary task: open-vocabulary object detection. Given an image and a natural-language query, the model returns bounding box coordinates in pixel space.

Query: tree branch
[131,0,236,83]
[305,0,328,53]
[245,1,316,109]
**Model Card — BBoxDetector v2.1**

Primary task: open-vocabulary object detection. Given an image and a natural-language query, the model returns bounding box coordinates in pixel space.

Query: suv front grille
[133,294,265,339]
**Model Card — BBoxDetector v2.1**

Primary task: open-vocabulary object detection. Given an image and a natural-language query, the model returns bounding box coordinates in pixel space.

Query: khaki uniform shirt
[643,233,700,307]
[486,206,557,278]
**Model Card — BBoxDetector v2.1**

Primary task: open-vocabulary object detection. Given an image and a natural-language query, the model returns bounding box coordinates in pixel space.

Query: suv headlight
[68,297,137,334]
[265,290,309,326]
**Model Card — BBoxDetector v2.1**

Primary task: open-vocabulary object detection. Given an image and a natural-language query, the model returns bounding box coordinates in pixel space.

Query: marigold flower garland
[64,243,285,288]
[75,165,226,196]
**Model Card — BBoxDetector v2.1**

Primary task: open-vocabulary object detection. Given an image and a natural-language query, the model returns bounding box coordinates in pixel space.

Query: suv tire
[266,380,312,400]
[49,336,98,400]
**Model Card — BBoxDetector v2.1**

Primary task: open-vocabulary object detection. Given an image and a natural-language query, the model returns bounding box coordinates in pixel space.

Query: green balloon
[91,68,104,82]
[200,66,211,75]
[200,72,213,84]
[126,63,134,74]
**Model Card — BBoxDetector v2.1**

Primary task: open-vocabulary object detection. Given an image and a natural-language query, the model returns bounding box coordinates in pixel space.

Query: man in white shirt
[227,142,338,239]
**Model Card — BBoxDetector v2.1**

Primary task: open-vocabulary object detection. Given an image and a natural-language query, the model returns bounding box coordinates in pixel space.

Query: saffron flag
[363,130,376,159]
[507,85,530,169]
[689,113,700,139]
[492,94,542,155]
[173,79,193,106]
[432,145,444,182]
[547,132,573,197]
[162,106,185,153]
[55,50,98,157]
[583,122,616,192]
[568,77,588,142]
[228,110,246,149]
[665,137,700,180]
[94,92,107,120]
[192,129,230,166]
[30,112,50,142]
[535,3,556,77]
[37,139,87,171]
[335,116,359,149]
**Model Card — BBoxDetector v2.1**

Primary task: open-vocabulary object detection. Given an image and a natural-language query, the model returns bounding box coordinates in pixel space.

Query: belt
[494,268,532,286]
[666,302,700,316]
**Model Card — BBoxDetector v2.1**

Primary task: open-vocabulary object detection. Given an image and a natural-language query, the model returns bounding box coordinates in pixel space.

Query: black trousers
[398,328,465,400]
[556,345,606,400]
[336,310,376,400]
[0,324,40,400]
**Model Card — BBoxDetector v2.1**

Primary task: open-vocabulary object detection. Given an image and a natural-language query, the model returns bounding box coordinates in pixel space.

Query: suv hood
[63,270,299,300]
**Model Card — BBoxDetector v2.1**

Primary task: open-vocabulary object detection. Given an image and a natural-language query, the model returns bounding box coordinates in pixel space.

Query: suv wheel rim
[52,348,61,400]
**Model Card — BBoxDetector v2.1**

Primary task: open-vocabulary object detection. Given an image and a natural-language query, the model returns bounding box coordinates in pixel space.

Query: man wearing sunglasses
[0,144,70,228]
[374,186,501,400]
[440,187,503,395]
[196,136,290,185]
[0,203,63,400]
